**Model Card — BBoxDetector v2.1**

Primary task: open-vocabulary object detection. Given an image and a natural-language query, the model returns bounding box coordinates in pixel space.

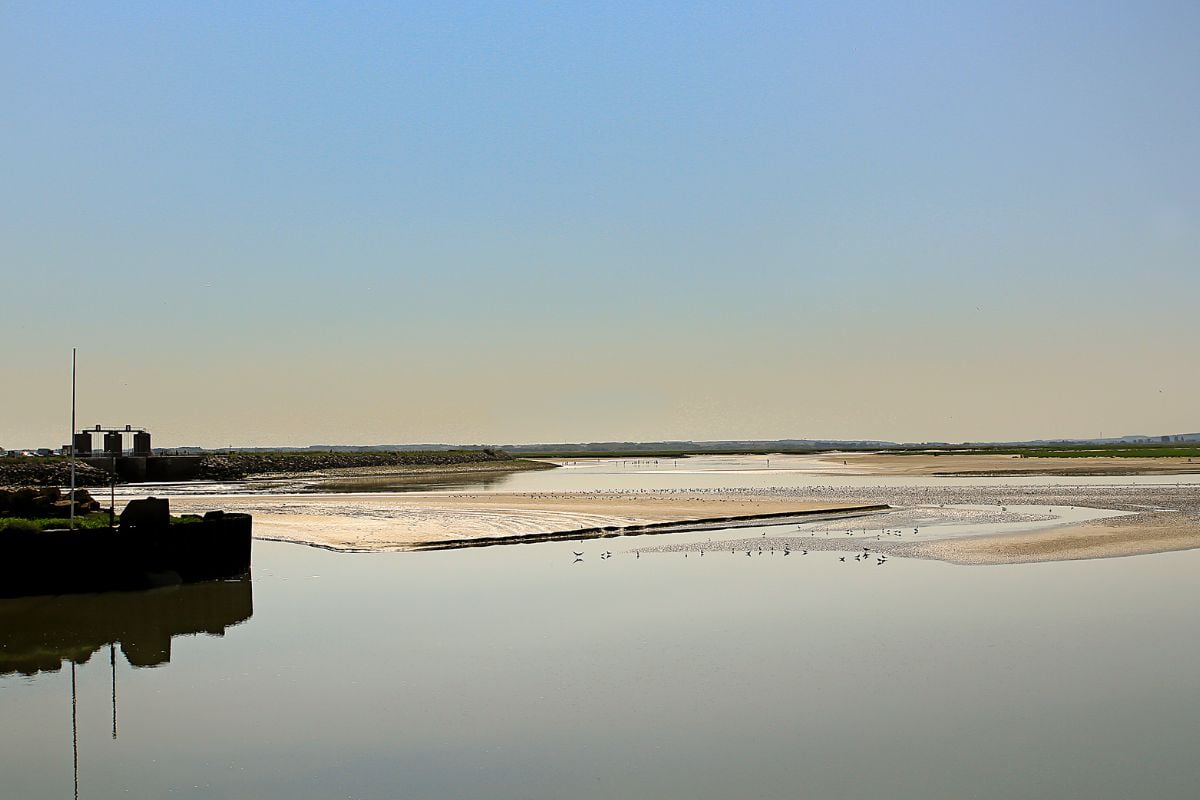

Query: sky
[2,1,1197,448]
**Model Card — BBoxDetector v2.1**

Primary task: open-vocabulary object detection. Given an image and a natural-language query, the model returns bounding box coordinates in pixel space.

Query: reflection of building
[0,576,253,676]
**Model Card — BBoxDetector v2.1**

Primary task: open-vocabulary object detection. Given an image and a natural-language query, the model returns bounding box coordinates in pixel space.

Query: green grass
[0,513,201,533]
[0,514,113,533]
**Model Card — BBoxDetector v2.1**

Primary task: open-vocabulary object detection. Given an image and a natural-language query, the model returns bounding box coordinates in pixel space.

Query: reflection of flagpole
[70,348,77,531]
[111,644,118,740]
[71,661,79,800]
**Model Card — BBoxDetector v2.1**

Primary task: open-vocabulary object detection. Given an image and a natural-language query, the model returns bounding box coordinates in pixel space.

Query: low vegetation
[1,449,520,487]
[0,485,203,533]
[883,445,1200,459]
[194,448,517,480]
[0,514,114,534]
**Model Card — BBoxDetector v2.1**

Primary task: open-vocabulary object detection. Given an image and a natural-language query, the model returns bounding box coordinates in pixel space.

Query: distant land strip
[0,448,546,487]
[193,448,530,481]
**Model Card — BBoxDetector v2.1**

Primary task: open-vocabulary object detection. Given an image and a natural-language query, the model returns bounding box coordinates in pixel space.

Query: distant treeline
[0,448,517,487]
[194,448,515,480]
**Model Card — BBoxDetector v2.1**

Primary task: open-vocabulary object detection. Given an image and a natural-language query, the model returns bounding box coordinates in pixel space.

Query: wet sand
[149,455,1200,562]
[894,511,1200,565]
[167,492,874,551]
[641,505,1200,565]
[821,452,1200,476]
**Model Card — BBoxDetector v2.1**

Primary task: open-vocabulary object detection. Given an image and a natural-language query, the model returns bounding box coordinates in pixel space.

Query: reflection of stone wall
[0,575,253,676]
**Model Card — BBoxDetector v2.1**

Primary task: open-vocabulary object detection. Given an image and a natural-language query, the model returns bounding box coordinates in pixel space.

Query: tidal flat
[7,455,1198,798]
[115,454,1200,561]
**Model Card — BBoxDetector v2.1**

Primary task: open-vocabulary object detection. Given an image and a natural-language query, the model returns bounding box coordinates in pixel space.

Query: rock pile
[0,487,102,517]
[0,458,110,488]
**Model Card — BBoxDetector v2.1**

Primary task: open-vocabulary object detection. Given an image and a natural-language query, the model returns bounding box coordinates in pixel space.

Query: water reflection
[0,576,253,676]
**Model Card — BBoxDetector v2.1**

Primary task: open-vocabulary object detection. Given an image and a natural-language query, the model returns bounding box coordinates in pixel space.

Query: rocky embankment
[194,448,519,480]
[0,458,110,488]
[0,486,102,517]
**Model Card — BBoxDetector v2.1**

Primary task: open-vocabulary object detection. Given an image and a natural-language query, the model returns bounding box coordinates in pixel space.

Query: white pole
[70,348,76,530]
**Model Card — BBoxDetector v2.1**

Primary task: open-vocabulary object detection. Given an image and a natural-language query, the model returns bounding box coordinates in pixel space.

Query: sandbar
[893,511,1200,565]
[165,492,876,551]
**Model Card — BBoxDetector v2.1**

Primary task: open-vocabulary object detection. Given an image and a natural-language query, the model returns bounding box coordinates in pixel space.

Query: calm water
[4,532,1200,799]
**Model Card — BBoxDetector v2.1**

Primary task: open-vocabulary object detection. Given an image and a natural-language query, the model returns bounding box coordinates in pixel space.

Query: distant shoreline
[0,450,554,488]
[814,452,1200,477]
[892,511,1200,565]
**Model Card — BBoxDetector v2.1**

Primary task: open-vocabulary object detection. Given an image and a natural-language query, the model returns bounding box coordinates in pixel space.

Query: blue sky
[3,2,1197,446]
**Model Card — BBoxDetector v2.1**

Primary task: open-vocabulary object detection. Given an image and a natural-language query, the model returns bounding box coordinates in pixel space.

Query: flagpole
[70,348,76,530]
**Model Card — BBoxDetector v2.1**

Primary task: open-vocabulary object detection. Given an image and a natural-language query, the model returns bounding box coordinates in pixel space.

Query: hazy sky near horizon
[3,2,1198,447]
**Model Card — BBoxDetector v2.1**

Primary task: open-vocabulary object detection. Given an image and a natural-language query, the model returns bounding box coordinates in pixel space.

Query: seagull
[573,551,584,557]
[839,556,846,562]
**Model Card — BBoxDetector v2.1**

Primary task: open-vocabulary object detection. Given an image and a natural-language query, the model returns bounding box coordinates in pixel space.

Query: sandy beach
[167,491,876,551]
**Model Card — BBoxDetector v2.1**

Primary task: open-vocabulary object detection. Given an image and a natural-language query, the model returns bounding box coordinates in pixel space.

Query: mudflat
[895,511,1200,565]
[167,492,873,551]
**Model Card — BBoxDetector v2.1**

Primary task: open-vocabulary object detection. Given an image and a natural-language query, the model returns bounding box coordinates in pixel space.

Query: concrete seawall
[81,456,203,482]
[0,511,251,598]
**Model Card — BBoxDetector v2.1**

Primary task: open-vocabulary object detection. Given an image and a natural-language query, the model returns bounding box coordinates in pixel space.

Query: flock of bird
[570,544,892,564]
[567,523,930,565]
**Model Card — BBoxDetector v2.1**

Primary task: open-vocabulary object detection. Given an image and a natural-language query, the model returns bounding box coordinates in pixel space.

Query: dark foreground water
[3,535,1199,799]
